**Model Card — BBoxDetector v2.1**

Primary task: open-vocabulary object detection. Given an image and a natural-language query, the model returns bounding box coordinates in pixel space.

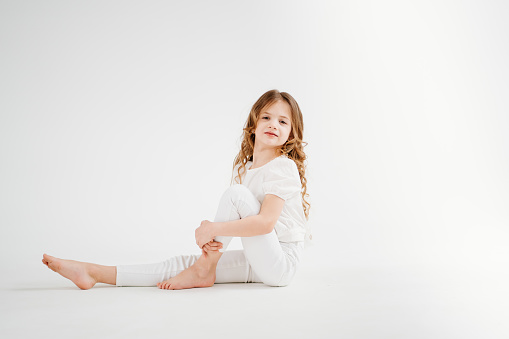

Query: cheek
[285,126,292,137]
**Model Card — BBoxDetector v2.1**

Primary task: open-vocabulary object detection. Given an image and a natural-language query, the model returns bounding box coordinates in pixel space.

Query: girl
[42,89,310,290]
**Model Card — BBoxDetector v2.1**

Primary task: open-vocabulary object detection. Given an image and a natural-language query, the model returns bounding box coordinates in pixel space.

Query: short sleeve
[262,158,301,201]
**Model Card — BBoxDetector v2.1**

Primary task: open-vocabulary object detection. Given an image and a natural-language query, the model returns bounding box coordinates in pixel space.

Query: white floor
[1,249,508,339]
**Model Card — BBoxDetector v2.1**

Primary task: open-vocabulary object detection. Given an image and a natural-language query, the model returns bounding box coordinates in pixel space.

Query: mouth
[265,132,278,137]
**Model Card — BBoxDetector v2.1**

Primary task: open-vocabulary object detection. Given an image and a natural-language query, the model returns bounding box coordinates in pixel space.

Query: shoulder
[272,155,298,171]
[262,155,301,200]
[266,156,299,179]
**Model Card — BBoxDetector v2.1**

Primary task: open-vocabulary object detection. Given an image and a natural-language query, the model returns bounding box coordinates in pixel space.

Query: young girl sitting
[42,89,310,290]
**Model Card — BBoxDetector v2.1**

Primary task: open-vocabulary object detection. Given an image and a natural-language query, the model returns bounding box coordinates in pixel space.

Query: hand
[195,220,216,248]
[202,241,223,256]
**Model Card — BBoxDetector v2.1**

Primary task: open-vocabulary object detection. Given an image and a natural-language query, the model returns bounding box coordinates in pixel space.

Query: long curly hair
[231,89,310,220]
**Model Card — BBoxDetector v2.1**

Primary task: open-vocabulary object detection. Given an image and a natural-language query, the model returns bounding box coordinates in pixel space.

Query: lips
[265,132,278,137]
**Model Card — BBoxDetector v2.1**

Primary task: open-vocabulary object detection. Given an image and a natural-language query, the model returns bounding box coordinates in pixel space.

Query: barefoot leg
[89,263,116,286]
[42,254,116,289]
[157,250,223,290]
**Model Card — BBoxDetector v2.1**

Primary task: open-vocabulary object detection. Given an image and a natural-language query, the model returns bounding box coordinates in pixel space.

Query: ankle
[87,264,101,283]
[198,254,219,270]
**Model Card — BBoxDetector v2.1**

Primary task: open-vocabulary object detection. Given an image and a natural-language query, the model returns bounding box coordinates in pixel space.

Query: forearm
[213,215,272,238]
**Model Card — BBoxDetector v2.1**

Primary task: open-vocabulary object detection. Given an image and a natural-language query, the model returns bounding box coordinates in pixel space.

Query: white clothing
[234,155,308,243]
[116,184,304,287]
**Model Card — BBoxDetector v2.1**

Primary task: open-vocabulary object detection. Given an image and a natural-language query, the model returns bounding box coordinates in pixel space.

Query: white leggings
[116,185,304,287]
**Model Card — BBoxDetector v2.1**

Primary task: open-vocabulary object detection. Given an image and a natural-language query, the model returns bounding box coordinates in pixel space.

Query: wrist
[211,222,222,238]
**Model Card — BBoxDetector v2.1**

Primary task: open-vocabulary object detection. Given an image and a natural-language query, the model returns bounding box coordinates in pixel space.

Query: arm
[195,194,285,248]
[215,193,285,237]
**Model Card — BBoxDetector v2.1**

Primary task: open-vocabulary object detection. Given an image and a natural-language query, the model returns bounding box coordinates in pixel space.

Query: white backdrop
[1,1,508,282]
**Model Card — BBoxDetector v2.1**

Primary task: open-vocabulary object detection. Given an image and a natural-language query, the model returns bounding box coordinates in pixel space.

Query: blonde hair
[231,89,310,220]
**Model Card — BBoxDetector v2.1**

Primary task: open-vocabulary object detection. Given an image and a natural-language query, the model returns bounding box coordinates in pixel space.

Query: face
[253,100,292,151]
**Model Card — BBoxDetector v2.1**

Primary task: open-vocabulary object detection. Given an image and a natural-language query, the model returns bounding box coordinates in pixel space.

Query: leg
[214,184,262,252]
[214,250,263,284]
[212,184,303,286]
[42,254,116,290]
[157,184,262,289]
[43,185,268,290]
[117,253,205,287]
[156,251,218,290]
[116,250,263,287]
[241,232,304,286]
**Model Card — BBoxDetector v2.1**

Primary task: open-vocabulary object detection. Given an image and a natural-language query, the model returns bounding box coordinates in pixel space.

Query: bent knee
[225,184,251,197]
[221,184,254,202]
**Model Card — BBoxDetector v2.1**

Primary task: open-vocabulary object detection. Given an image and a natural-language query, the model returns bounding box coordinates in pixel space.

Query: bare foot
[157,256,216,290]
[42,254,97,290]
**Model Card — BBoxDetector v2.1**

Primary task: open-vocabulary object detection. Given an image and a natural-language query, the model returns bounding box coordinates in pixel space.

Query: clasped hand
[195,220,223,254]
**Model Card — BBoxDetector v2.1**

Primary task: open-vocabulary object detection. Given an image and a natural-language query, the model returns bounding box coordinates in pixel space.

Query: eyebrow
[262,112,290,120]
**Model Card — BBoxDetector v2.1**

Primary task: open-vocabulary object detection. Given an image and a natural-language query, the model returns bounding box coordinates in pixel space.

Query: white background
[1,0,508,311]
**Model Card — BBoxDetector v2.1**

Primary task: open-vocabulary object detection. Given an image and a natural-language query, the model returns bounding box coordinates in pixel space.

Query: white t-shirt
[234,155,308,243]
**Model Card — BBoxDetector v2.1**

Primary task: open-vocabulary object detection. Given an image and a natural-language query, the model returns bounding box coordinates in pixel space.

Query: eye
[262,116,269,120]
[280,120,287,125]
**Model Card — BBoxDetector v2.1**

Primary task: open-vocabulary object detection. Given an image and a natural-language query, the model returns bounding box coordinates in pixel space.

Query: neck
[251,146,280,169]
